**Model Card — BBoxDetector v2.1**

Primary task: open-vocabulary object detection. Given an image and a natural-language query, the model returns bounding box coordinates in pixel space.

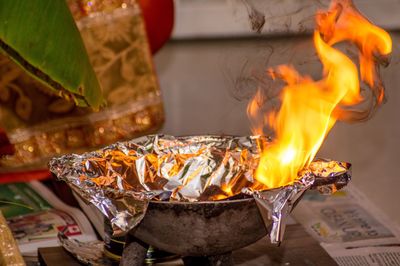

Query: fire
[247,0,392,188]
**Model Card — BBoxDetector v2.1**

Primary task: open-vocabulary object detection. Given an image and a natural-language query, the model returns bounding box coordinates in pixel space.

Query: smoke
[241,0,266,33]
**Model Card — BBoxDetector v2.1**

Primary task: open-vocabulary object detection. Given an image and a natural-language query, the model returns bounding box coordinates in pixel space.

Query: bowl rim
[148,196,255,205]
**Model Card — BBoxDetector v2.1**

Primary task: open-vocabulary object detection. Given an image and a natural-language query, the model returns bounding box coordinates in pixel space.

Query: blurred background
[156,0,400,224]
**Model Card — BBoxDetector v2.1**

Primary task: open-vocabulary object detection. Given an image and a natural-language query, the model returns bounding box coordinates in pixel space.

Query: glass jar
[0,0,164,171]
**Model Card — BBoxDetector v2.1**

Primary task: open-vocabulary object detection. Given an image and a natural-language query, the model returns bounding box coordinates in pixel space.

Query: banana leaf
[0,0,103,109]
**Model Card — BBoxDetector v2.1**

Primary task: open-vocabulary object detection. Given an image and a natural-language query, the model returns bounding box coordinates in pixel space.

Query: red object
[0,1,174,183]
[0,169,51,184]
[139,0,174,54]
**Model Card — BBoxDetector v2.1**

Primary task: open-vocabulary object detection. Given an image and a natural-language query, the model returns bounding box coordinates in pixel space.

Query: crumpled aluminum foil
[58,228,106,266]
[49,134,351,244]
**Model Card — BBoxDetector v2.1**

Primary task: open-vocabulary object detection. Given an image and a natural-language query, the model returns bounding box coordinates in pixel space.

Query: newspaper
[72,191,105,239]
[292,184,400,266]
[0,181,97,258]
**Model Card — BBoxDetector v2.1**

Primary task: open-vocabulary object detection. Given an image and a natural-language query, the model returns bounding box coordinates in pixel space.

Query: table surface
[38,224,337,266]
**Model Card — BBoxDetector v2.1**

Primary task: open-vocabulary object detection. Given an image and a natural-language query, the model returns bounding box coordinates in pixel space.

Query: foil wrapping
[49,135,351,244]
[58,229,105,266]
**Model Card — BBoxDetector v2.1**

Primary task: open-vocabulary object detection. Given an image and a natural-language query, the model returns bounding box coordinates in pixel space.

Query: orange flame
[248,0,392,189]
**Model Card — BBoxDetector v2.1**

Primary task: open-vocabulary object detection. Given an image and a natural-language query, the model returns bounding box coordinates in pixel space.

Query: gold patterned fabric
[0,1,164,170]
[0,211,25,266]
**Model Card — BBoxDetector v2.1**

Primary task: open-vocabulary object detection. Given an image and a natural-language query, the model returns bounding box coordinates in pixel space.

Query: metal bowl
[133,197,267,256]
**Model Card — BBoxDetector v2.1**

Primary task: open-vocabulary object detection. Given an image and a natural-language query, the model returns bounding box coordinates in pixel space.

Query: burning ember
[247,0,392,188]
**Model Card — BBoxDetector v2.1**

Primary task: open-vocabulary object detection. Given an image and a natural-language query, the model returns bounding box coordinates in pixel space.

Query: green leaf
[0,0,103,109]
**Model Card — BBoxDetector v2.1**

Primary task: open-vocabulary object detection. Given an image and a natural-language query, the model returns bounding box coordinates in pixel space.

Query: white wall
[172,0,400,39]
